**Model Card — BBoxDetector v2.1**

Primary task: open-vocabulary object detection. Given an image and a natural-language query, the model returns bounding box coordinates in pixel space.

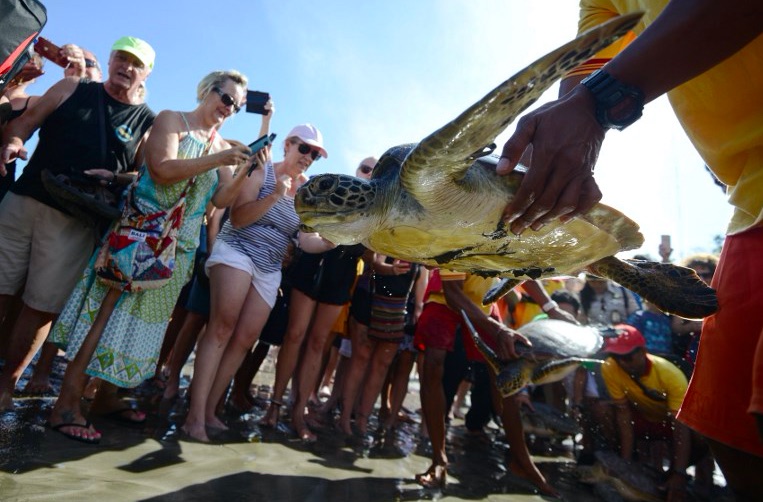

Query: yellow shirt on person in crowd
[601,354,688,423]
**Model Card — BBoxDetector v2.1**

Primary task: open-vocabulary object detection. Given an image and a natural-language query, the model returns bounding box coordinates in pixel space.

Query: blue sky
[23,0,731,261]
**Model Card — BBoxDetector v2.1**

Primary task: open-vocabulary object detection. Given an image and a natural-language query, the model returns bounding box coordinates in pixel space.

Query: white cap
[286,123,328,159]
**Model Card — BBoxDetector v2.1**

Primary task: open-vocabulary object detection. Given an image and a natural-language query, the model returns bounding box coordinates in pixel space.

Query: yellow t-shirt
[426,269,495,315]
[602,354,688,423]
[569,0,763,234]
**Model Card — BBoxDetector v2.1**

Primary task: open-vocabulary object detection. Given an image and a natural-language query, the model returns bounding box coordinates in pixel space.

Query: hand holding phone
[33,37,69,68]
[247,133,276,176]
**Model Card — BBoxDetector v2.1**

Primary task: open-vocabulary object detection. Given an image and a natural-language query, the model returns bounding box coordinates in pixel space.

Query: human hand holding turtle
[494,324,530,360]
[498,85,605,235]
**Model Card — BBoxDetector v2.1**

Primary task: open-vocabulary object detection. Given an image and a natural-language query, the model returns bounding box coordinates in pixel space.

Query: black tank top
[11,81,155,212]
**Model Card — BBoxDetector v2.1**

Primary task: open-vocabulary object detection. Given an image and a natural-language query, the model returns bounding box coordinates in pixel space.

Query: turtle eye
[318,178,335,191]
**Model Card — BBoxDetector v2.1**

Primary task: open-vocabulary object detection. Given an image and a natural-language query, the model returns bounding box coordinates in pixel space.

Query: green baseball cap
[111,36,155,70]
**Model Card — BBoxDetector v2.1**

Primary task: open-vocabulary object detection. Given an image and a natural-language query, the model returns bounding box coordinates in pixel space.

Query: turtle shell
[516,319,602,359]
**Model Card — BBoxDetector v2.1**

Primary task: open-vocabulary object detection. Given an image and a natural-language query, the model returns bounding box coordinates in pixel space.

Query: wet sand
[0,354,719,501]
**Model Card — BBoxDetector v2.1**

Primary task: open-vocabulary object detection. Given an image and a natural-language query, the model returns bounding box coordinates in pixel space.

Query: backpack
[0,0,47,94]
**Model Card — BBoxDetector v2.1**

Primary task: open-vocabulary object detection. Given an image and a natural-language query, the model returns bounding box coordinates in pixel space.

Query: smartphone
[33,37,68,68]
[247,133,276,176]
[246,90,270,115]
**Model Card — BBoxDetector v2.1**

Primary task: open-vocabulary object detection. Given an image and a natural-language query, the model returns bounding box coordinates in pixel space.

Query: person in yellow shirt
[601,324,712,499]
[495,1,763,497]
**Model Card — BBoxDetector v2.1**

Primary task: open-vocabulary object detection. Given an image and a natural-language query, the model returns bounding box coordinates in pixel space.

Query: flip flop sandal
[47,420,101,445]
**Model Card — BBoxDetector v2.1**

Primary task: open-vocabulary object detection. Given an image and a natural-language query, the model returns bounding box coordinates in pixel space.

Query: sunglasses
[358,164,373,174]
[296,142,321,161]
[211,87,241,113]
[85,58,99,69]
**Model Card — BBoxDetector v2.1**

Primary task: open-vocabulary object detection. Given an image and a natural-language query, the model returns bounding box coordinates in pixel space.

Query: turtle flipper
[495,360,534,398]
[460,310,533,397]
[398,12,643,207]
[588,256,718,319]
[482,278,521,305]
[531,358,602,386]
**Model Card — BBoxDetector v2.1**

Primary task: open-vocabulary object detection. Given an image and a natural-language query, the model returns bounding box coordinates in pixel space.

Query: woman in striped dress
[182,124,330,442]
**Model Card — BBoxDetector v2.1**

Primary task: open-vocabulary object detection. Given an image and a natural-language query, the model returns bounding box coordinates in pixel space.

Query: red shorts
[678,226,763,457]
[413,302,498,363]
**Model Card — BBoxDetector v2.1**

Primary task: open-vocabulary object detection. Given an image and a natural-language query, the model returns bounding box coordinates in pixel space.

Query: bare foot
[415,464,447,489]
[508,459,559,497]
[22,377,53,396]
[206,415,229,431]
[292,415,317,443]
[180,422,210,443]
[259,400,282,428]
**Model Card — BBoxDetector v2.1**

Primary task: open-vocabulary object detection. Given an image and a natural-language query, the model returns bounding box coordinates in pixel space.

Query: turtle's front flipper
[495,360,535,398]
[531,358,602,386]
[399,13,643,207]
[589,256,718,319]
[482,278,521,305]
[461,310,533,397]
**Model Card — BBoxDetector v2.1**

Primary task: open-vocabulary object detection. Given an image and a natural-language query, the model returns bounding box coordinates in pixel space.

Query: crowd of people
[1,0,761,500]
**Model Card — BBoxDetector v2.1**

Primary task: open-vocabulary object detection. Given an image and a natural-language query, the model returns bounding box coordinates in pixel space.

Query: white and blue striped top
[217,160,300,273]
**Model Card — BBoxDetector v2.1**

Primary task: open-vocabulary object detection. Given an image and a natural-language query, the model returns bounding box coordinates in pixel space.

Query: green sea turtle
[462,313,602,397]
[295,12,717,320]
[578,451,665,502]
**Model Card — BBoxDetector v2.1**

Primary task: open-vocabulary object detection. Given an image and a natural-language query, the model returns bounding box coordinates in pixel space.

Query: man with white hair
[0,36,156,410]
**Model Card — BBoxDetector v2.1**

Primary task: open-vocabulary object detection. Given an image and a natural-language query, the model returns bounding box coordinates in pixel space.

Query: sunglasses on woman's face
[211,87,241,113]
[297,142,321,161]
[358,164,373,175]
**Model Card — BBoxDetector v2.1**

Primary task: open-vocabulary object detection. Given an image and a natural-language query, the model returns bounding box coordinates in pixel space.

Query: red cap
[604,324,646,355]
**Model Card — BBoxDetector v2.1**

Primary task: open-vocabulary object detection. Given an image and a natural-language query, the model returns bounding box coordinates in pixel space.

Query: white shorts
[205,239,281,308]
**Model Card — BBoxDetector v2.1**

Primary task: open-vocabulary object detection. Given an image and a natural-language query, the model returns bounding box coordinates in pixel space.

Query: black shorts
[349,285,372,325]
[289,246,362,305]
[259,283,290,346]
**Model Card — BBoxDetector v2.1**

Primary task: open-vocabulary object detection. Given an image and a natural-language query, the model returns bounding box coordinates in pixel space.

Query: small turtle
[521,401,581,438]
[578,451,665,502]
[461,313,602,397]
[295,13,717,320]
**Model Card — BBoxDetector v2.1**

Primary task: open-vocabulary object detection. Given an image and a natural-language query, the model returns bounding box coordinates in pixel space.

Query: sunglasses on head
[358,164,373,174]
[297,142,321,161]
[211,87,241,113]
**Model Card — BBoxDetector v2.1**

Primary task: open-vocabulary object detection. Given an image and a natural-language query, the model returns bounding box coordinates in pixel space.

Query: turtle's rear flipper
[589,256,718,319]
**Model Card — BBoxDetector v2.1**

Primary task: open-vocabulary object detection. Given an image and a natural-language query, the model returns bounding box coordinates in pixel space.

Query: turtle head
[295,173,378,244]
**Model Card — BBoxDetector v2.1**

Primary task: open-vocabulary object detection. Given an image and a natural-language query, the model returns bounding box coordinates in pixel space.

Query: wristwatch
[580,69,645,131]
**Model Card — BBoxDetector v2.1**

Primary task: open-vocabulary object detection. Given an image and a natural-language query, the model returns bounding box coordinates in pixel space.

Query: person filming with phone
[0,36,156,412]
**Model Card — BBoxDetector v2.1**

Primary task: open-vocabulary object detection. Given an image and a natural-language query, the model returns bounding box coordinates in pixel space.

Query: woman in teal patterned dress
[47,70,258,443]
